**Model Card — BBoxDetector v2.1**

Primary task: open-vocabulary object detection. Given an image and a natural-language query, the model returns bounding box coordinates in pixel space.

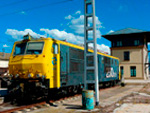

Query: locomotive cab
[8,34,60,102]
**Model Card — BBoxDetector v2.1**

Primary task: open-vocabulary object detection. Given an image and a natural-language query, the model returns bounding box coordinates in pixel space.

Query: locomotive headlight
[36,73,42,78]
[15,74,19,78]
[42,75,46,79]
[28,73,34,78]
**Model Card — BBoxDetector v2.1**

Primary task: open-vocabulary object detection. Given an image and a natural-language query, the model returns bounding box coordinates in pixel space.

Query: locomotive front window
[26,42,44,54]
[14,43,26,55]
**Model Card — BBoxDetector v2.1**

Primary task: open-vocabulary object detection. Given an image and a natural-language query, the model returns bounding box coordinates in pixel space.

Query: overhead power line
[0,0,73,17]
[0,0,27,9]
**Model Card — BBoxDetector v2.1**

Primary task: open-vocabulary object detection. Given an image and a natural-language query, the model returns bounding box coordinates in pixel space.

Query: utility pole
[84,0,99,106]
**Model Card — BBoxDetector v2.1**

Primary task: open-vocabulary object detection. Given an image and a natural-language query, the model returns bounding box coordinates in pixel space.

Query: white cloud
[65,15,73,20]
[107,30,114,34]
[40,28,83,44]
[88,43,110,54]
[5,28,109,54]
[67,14,103,38]
[5,29,45,40]
[69,15,103,29]
[3,44,9,48]
[20,11,26,15]
[70,15,84,25]
[40,28,110,54]
[97,44,110,54]
[5,10,109,54]
[75,10,81,14]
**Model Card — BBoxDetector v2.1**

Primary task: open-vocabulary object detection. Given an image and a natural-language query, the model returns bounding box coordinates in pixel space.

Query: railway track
[0,93,81,113]
[0,86,119,113]
[0,101,47,113]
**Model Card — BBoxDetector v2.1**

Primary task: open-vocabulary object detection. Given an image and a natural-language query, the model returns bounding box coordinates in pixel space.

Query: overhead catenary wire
[0,0,73,17]
[0,0,27,9]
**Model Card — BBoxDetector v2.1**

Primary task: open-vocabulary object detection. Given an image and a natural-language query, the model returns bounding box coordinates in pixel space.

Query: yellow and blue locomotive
[8,34,120,101]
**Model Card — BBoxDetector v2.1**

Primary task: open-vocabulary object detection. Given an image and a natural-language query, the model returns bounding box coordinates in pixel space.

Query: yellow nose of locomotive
[9,34,48,79]
[9,58,46,79]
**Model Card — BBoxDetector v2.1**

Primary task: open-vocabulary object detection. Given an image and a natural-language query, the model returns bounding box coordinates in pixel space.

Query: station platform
[30,85,143,113]
[124,79,150,85]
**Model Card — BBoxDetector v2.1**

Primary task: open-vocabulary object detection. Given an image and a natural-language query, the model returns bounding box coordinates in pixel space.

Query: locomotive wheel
[73,86,78,94]
[110,81,114,87]
[77,85,83,93]
[104,82,110,88]
[114,81,116,86]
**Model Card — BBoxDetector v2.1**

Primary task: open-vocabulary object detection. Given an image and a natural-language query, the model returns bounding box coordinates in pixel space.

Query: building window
[124,51,130,61]
[130,66,136,77]
[117,41,122,47]
[134,40,140,46]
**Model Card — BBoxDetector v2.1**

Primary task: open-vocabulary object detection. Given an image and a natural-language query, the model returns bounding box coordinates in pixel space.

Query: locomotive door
[60,45,68,86]
[52,42,60,88]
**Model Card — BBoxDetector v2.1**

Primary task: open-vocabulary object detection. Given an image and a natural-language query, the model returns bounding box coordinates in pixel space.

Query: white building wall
[0,60,9,68]
[143,46,149,79]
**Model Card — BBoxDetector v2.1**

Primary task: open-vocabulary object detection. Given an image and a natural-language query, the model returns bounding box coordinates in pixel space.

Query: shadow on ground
[63,104,82,110]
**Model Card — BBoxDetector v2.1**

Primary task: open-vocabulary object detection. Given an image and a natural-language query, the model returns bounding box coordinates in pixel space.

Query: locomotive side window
[26,42,44,54]
[14,43,26,55]
[53,43,58,54]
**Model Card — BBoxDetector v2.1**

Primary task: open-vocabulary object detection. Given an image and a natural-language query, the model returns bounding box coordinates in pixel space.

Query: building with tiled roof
[102,28,150,80]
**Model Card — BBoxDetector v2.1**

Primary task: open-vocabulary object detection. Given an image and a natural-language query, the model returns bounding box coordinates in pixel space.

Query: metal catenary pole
[84,0,99,106]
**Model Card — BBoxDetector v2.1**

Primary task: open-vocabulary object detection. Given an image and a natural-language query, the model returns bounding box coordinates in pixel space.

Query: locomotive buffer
[84,0,99,106]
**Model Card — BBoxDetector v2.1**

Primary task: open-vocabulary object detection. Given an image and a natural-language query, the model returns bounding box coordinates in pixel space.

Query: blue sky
[1,0,150,53]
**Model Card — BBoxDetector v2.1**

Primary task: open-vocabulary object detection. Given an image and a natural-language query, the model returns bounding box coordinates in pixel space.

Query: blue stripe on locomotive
[59,44,119,87]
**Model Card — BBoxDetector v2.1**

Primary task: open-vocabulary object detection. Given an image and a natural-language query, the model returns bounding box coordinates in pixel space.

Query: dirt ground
[2,84,150,113]
[29,84,146,113]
